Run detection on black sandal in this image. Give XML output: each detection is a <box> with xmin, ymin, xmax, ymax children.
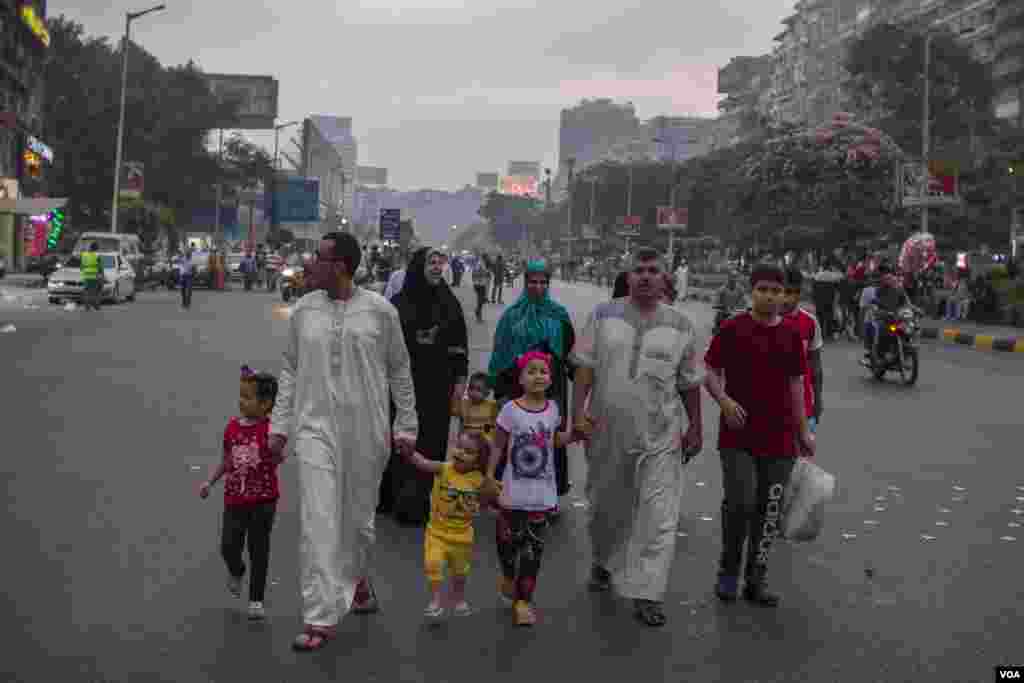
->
<box><xmin>633</xmin><ymin>600</ymin><xmax>667</xmax><ymax>627</ymax></box>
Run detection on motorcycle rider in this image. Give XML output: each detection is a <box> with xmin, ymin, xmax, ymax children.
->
<box><xmin>863</xmin><ymin>264</ymin><xmax>914</xmax><ymax>361</ymax></box>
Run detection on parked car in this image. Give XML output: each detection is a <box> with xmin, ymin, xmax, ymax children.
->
<box><xmin>47</xmin><ymin>252</ymin><xmax>136</xmax><ymax>305</ymax></box>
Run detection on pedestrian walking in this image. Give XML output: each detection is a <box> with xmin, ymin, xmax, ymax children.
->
<box><xmin>485</xmin><ymin>350</ymin><xmax>589</xmax><ymax>626</ymax></box>
<box><xmin>471</xmin><ymin>257</ymin><xmax>491</xmax><ymax>323</ymax></box>
<box><xmin>198</xmin><ymin>367</ymin><xmax>281</xmax><ymax>621</ymax></box>
<box><xmin>79</xmin><ymin>242</ymin><xmax>104</xmax><ymax>311</ymax></box>
<box><xmin>267</xmin><ymin>232</ymin><xmax>418</xmax><ymax>651</ymax></box>
<box><xmin>571</xmin><ymin>247</ymin><xmax>703</xmax><ymax>627</ymax></box>
<box><xmin>782</xmin><ymin>268</ymin><xmax>824</xmax><ymax>432</ymax></box>
<box><xmin>703</xmin><ymin>263</ymin><xmax>815</xmax><ymax>608</ymax></box>
<box><xmin>380</xmin><ymin>247</ymin><xmax>468</xmax><ymax>526</ymax></box>
<box><xmin>179</xmin><ymin>248</ymin><xmax>195</xmax><ymax>309</ymax></box>
<box><xmin>675</xmin><ymin>259</ymin><xmax>689</xmax><ymax>302</ymax></box>
<box><xmin>489</xmin><ymin>260</ymin><xmax>575</xmax><ymax>503</ymax></box>
<box><xmin>402</xmin><ymin>430</ymin><xmax>492</xmax><ymax>621</ymax></box>
<box><xmin>491</xmin><ymin>254</ymin><xmax>505</xmax><ymax>304</ymax></box>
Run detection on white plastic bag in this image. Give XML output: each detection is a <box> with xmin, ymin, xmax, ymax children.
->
<box><xmin>782</xmin><ymin>458</ymin><xmax>836</xmax><ymax>542</ymax></box>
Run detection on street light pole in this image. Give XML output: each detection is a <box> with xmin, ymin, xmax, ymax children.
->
<box><xmin>110</xmin><ymin>4</ymin><xmax>166</xmax><ymax>234</ymax></box>
<box><xmin>921</xmin><ymin>32</ymin><xmax>932</xmax><ymax>238</ymax></box>
<box><xmin>565</xmin><ymin>157</ymin><xmax>575</xmax><ymax>266</ymax></box>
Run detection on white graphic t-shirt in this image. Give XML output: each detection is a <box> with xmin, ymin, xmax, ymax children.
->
<box><xmin>496</xmin><ymin>399</ymin><xmax>560</xmax><ymax>512</ymax></box>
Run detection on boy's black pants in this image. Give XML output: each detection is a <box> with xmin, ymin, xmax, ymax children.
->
<box><xmin>221</xmin><ymin>501</ymin><xmax>277</xmax><ymax>602</ymax></box>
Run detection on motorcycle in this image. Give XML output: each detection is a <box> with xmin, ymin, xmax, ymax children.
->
<box><xmin>862</xmin><ymin>306</ymin><xmax>920</xmax><ymax>385</ymax></box>
<box><xmin>279</xmin><ymin>267</ymin><xmax>307</xmax><ymax>303</ymax></box>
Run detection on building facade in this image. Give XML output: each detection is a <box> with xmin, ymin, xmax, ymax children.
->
<box><xmin>0</xmin><ymin>0</ymin><xmax>51</xmax><ymax>271</ymax></box>
<box><xmin>303</xmin><ymin>115</ymin><xmax>358</xmax><ymax>235</ymax></box>
<box><xmin>993</xmin><ymin>0</ymin><xmax>1024</xmax><ymax>125</ymax></box>
<box><xmin>556</xmin><ymin>98</ymin><xmax>640</xmax><ymax>196</ymax></box>
<box><xmin>713</xmin><ymin>54</ymin><xmax>774</xmax><ymax>150</ymax></box>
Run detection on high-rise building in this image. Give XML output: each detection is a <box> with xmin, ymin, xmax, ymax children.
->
<box><xmin>713</xmin><ymin>55</ymin><xmax>774</xmax><ymax>150</ymax></box>
<box><xmin>556</xmin><ymin>98</ymin><xmax>640</xmax><ymax>196</ymax></box>
<box><xmin>304</xmin><ymin>115</ymin><xmax>358</xmax><ymax>230</ymax></box>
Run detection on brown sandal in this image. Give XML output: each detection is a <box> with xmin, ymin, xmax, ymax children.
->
<box><xmin>292</xmin><ymin>624</ymin><xmax>336</xmax><ymax>652</ymax></box>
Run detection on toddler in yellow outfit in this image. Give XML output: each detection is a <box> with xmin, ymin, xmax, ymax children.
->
<box><xmin>403</xmin><ymin>429</ymin><xmax>493</xmax><ymax>620</ymax></box>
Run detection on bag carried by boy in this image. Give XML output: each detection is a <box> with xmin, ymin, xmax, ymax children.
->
<box><xmin>781</xmin><ymin>457</ymin><xmax>836</xmax><ymax>542</ymax></box>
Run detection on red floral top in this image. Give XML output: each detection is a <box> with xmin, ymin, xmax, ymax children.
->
<box><xmin>222</xmin><ymin>417</ymin><xmax>279</xmax><ymax>506</ymax></box>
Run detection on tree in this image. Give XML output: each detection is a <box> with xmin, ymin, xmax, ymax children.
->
<box><xmin>478</xmin><ymin>191</ymin><xmax>542</xmax><ymax>251</ymax></box>
<box><xmin>845</xmin><ymin>22</ymin><xmax>997</xmax><ymax>159</ymax></box>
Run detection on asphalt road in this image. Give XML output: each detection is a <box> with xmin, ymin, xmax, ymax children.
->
<box><xmin>2</xmin><ymin>278</ymin><xmax>1022</xmax><ymax>683</ymax></box>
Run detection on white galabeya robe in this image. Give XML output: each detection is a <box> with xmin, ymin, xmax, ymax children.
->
<box><xmin>270</xmin><ymin>288</ymin><xmax>417</xmax><ymax>627</ymax></box>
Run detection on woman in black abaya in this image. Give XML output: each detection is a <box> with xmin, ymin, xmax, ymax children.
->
<box><xmin>379</xmin><ymin>247</ymin><xmax>469</xmax><ymax>526</ymax></box>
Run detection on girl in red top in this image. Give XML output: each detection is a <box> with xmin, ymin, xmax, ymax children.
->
<box><xmin>199</xmin><ymin>366</ymin><xmax>281</xmax><ymax>620</ymax></box>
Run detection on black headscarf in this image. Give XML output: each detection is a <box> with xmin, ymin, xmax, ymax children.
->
<box><xmin>391</xmin><ymin>247</ymin><xmax>467</xmax><ymax>361</ymax></box>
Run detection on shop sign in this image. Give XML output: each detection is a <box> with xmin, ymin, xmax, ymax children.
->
<box><xmin>19</xmin><ymin>5</ymin><xmax>51</xmax><ymax>48</ymax></box>
<box><xmin>27</xmin><ymin>136</ymin><xmax>53</xmax><ymax>163</ymax></box>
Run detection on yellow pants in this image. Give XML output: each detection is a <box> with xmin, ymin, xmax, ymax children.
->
<box><xmin>424</xmin><ymin>531</ymin><xmax>473</xmax><ymax>582</ymax></box>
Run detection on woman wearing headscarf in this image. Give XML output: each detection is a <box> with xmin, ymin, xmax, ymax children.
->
<box><xmin>488</xmin><ymin>259</ymin><xmax>576</xmax><ymax>499</ymax></box>
<box><xmin>380</xmin><ymin>247</ymin><xmax>469</xmax><ymax>525</ymax></box>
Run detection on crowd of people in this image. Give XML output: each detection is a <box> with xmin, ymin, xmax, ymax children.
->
<box><xmin>195</xmin><ymin>233</ymin><xmax>835</xmax><ymax>651</ymax></box>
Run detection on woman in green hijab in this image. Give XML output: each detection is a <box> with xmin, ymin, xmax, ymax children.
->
<box><xmin>488</xmin><ymin>259</ymin><xmax>576</xmax><ymax>499</ymax></box>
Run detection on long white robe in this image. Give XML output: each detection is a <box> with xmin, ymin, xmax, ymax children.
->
<box><xmin>270</xmin><ymin>288</ymin><xmax>417</xmax><ymax>627</ymax></box>
<box><xmin>573</xmin><ymin>300</ymin><xmax>703</xmax><ymax>601</ymax></box>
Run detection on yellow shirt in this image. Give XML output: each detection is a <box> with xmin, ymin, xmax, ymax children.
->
<box><xmin>452</xmin><ymin>397</ymin><xmax>498</xmax><ymax>442</ymax></box>
<box><xmin>427</xmin><ymin>463</ymin><xmax>484</xmax><ymax>544</ymax></box>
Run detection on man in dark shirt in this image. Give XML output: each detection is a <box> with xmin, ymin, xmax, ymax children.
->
<box><xmin>864</xmin><ymin>265</ymin><xmax>913</xmax><ymax>358</ymax></box>
<box><xmin>704</xmin><ymin>263</ymin><xmax>815</xmax><ymax>607</ymax></box>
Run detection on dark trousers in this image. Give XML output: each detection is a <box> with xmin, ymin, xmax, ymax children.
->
<box><xmin>491</xmin><ymin>277</ymin><xmax>503</xmax><ymax>303</ymax></box>
<box><xmin>83</xmin><ymin>279</ymin><xmax>102</xmax><ymax>310</ymax></box>
<box><xmin>495</xmin><ymin>508</ymin><xmax>549</xmax><ymax>602</ymax></box>
<box><xmin>180</xmin><ymin>274</ymin><xmax>193</xmax><ymax>308</ymax></box>
<box><xmin>718</xmin><ymin>449</ymin><xmax>795</xmax><ymax>582</ymax></box>
<box><xmin>474</xmin><ymin>285</ymin><xmax>487</xmax><ymax>319</ymax></box>
<box><xmin>221</xmin><ymin>501</ymin><xmax>277</xmax><ymax>602</ymax></box>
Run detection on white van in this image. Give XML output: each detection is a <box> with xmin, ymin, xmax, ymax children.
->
<box><xmin>73</xmin><ymin>232</ymin><xmax>143</xmax><ymax>265</ymax></box>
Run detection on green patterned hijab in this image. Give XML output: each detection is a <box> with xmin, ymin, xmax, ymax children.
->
<box><xmin>488</xmin><ymin>260</ymin><xmax>571</xmax><ymax>383</ymax></box>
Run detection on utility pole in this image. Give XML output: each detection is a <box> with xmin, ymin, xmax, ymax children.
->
<box><xmin>921</xmin><ymin>32</ymin><xmax>932</xmax><ymax>238</ymax></box>
<box><xmin>565</xmin><ymin>157</ymin><xmax>575</xmax><ymax>266</ymax></box>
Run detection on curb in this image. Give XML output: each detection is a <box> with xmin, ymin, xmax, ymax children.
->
<box><xmin>919</xmin><ymin>326</ymin><xmax>1024</xmax><ymax>353</ymax></box>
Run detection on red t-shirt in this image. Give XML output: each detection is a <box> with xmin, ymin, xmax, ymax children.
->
<box><xmin>785</xmin><ymin>307</ymin><xmax>820</xmax><ymax>420</ymax></box>
<box><xmin>222</xmin><ymin>417</ymin><xmax>279</xmax><ymax>506</ymax></box>
<box><xmin>705</xmin><ymin>313</ymin><xmax>806</xmax><ymax>457</ymax></box>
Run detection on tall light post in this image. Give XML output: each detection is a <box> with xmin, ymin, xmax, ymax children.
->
<box><xmin>273</xmin><ymin>120</ymin><xmax>301</xmax><ymax>171</ymax></box>
<box><xmin>564</xmin><ymin>157</ymin><xmax>576</xmax><ymax>266</ymax></box>
<box><xmin>110</xmin><ymin>4</ymin><xmax>166</xmax><ymax>234</ymax></box>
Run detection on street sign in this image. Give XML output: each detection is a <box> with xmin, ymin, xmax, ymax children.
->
<box><xmin>657</xmin><ymin>206</ymin><xmax>688</xmax><ymax>230</ymax></box>
<box><xmin>898</xmin><ymin>161</ymin><xmax>960</xmax><ymax>208</ymax></box>
<box><xmin>271</xmin><ymin>177</ymin><xmax>320</xmax><ymax>223</ymax></box>
<box><xmin>380</xmin><ymin>208</ymin><xmax>401</xmax><ymax>242</ymax></box>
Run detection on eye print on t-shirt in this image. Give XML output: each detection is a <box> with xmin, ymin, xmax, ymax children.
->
<box><xmin>509</xmin><ymin>421</ymin><xmax>553</xmax><ymax>480</ymax></box>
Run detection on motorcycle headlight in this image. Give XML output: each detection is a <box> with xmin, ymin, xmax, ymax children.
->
<box><xmin>282</xmin><ymin>268</ymin><xmax>295</xmax><ymax>278</ymax></box>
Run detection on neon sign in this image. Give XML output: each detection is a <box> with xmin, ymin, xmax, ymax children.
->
<box><xmin>19</xmin><ymin>5</ymin><xmax>50</xmax><ymax>48</ymax></box>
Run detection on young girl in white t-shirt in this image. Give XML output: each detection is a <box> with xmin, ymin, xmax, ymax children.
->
<box><xmin>484</xmin><ymin>350</ymin><xmax>591</xmax><ymax>626</ymax></box>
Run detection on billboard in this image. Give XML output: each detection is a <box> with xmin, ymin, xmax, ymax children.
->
<box><xmin>657</xmin><ymin>206</ymin><xmax>688</xmax><ymax>229</ymax></box>
<box><xmin>269</xmin><ymin>176</ymin><xmax>320</xmax><ymax>223</ymax></box>
<box><xmin>508</xmin><ymin>161</ymin><xmax>540</xmax><ymax>177</ymax></box>
<box><xmin>357</xmin><ymin>166</ymin><xmax>388</xmax><ymax>186</ymax></box>
<box><xmin>500</xmin><ymin>175</ymin><xmax>539</xmax><ymax>197</ymax></box>
<box><xmin>380</xmin><ymin>208</ymin><xmax>401</xmax><ymax>242</ymax></box>
<box><xmin>898</xmin><ymin>161</ymin><xmax>960</xmax><ymax>208</ymax></box>
<box><xmin>205</xmin><ymin>73</ymin><xmax>279</xmax><ymax>130</ymax></box>
<box><xmin>476</xmin><ymin>172</ymin><xmax>499</xmax><ymax>190</ymax></box>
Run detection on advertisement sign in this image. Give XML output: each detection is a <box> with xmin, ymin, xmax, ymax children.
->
<box><xmin>500</xmin><ymin>175</ymin><xmax>539</xmax><ymax>197</ymax></box>
<box><xmin>19</xmin><ymin>4</ymin><xmax>50</xmax><ymax>47</ymax></box>
<box><xmin>24</xmin><ymin>216</ymin><xmax>47</xmax><ymax>257</ymax></box>
<box><xmin>380</xmin><ymin>208</ymin><xmax>401</xmax><ymax>242</ymax></box>
<box><xmin>27</xmin><ymin>136</ymin><xmax>53</xmax><ymax>163</ymax></box>
<box><xmin>507</xmin><ymin>161</ymin><xmax>540</xmax><ymax>177</ymax></box>
<box><xmin>657</xmin><ymin>206</ymin><xmax>688</xmax><ymax>229</ymax></box>
<box><xmin>476</xmin><ymin>172</ymin><xmax>499</xmax><ymax>190</ymax></box>
<box><xmin>270</xmin><ymin>176</ymin><xmax>320</xmax><ymax>223</ymax></box>
<box><xmin>120</xmin><ymin>162</ymin><xmax>144</xmax><ymax>200</ymax></box>
<box><xmin>898</xmin><ymin>161</ymin><xmax>960</xmax><ymax>208</ymax></box>
<box><xmin>619</xmin><ymin>215</ymin><xmax>642</xmax><ymax>226</ymax></box>
<box><xmin>357</xmin><ymin>166</ymin><xmax>388</xmax><ymax>186</ymax></box>
<box><xmin>204</xmin><ymin>74</ymin><xmax>279</xmax><ymax>130</ymax></box>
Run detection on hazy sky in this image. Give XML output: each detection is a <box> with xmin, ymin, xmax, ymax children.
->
<box><xmin>53</xmin><ymin>1</ymin><xmax>796</xmax><ymax>191</ymax></box>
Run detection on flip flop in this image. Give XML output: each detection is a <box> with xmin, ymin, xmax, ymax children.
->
<box><xmin>633</xmin><ymin>600</ymin><xmax>667</xmax><ymax>627</ymax></box>
<box><xmin>292</xmin><ymin>625</ymin><xmax>336</xmax><ymax>652</ymax></box>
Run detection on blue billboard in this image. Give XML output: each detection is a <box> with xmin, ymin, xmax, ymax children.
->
<box><xmin>268</xmin><ymin>177</ymin><xmax>320</xmax><ymax>223</ymax></box>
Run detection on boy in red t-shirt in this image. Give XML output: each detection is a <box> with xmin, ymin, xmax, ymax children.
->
<box><xmin>199</xmin><ymin>367</ymin><xmax>281</xmax><ymax>620</ymax></box>
<box><xmin>704</xmin><ymin>264</ymin><xmax>816</xmax><ymax>607</ymax></box>
<box><xmin>782</xmin><ymin>268</ymin><xmax>824</xmax><ymax>433</ymax></box>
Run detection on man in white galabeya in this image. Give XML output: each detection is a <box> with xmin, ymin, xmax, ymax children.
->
<box><xmin>268</xmin><ymin>231</ymin><xmax>418</xmax><ymax>651</ymax></box>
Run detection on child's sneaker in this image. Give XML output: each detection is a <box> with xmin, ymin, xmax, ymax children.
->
<box><xmin>247</xmin><ymin>601</ymin><xmax>266</xmax><ymax>620</ymax></box>
<box><xmin>423</xmin><ymin>601</ymin><xmax>446</xmax><ymax>622</ymax></box>
<box><xmin>513</xmin><ymin>600</ymin><xmax>536</xmax><ymax>626</ymax></box>
<box><xmin>227</xmin><ymin>573</ymin><xmax>243</xmax><ymax>598</ymax></box>
<box><xmin>451</xmin><ymin>601</ymin><xmax>474</xmax><ymax>617</ymax></box>
<box><xmin>497</xmin><ymin>576</ymin><xmax>516</xmax><ymax>607</ymax></box>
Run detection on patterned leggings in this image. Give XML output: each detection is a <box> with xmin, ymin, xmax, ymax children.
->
<box><xmin>495</xmin><ymin>508</ymin><xmax>549</xmax><ymax>602</ymax></box>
